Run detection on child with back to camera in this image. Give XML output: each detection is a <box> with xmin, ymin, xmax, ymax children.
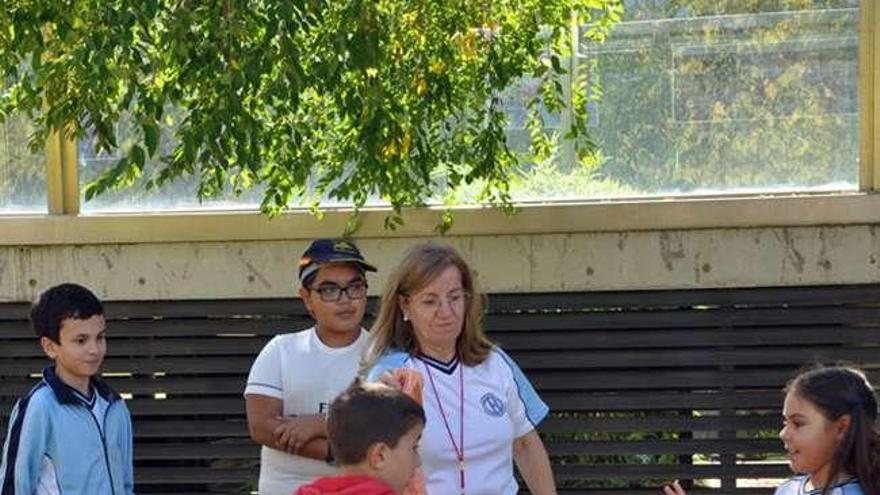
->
<box><xmin>665</xmin><ymin>366</ymin><xmax>880</xmax><ymax>495</ymax></box>
<box><xmin>294</xmin><ymin>381</ymin><xmax>426</xmax><ymax>495</ymax></box>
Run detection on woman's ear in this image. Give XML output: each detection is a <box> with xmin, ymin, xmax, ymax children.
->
<box><xmin>834</xmin><ymin>414</ymin><xmax>852</xmax><ymax>440</ymax></box>
<box><xmin>398</xmin><ymin>297</ymin><xmax>410</xmax><ymax>322</ymax></box>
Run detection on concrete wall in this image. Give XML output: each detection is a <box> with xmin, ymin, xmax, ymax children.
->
<box><xmin>2</xmin><ymin>223</ymin><xmax>878</xmax><ymax>302</ymax></box>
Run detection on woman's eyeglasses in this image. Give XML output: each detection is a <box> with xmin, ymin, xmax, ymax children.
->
<box><xmin>410</xmin><ymin>291</ymin><xmax>470</xmax><ymax>313</ymax></box>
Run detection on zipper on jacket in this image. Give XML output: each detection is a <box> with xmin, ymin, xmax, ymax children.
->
<box><xmin>86</xmin><ymin>401</ymin><xmax>117</xmax><ymax>495</ymax></box>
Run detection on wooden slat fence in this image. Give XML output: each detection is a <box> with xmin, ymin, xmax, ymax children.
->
<box><xmin>1</xmin><ymin>284</ymin><xmax>879</xmax><ymax>494</ymax></box>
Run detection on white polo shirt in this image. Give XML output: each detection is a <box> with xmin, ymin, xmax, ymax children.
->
<box><xmin>245</xmin><ymin>327</ymin><xmax>369</xmax><ymax>495</ymax></box>
<box><xmin>368</xmin><ymin>347</ymin><xmax>549</xmax><ymax>495</ymax></box>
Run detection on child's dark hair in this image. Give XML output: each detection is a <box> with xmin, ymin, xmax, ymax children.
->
<box><xmin>327</xmin><ymin>380</ymin><xmax>425</xmax><ymax>465</ymax></box>
<box><xmin>786</xmin><ymin>366</ymin><xmax>880</xmax><ymax>495</ymax></box>
<box><xmin>30</xmin><ymin>283</ymin><xmax>103</xmax><ymax>343</ymax></box>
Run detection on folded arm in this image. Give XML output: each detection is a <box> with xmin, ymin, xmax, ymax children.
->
<box><xmin>245</xmin><ymin>394</ymin><xmax>329</xmax><ymax>461</ymax></box>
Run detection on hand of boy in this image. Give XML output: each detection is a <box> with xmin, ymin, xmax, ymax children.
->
<box><xmin>273</xmin><ymin>415</ymin><xmax>326</xmax><ymax>454</ymax></box>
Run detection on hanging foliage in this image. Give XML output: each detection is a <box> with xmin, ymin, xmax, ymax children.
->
<box><xmin>0</xmin><ymin>0</ymin><xmax>622</xmax><ymax>228</ymax></box>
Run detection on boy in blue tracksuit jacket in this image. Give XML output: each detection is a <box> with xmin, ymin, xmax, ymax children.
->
<box><xmin>0</xmin><ymin>283</ymin><xmax>134</xmax><ymax>495</ymax></box>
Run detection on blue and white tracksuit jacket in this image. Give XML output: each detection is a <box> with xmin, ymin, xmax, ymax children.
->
<box><xmin>0</xmin><ymin>366</ymin><xmax>134</xmax><ymax>495</ymax></box>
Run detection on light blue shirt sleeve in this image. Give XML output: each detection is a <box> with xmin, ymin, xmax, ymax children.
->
<box><xmin>366</xmin><ymin>349</ymin><xmax>411</xmax><ymax>382</ymax></box>
<box><xmin>494</xmin><ymin>347</ymin><xmax>550</xmax><ymax>427</ymax></box>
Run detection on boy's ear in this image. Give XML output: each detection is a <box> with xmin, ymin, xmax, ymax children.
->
<box><xmin>40</xmin><ymin>336</ymin><xmax>58</xmax><ymax>360</ymax></box>
<box><xmin>366</xmin><ymin>442</ymin><xmax>391</xmax><ymax>471</ymax></box>
<box><xmin>298</xmin><ymin>287</ymin><xmax>315</xmax><ymax>315</ymax></box>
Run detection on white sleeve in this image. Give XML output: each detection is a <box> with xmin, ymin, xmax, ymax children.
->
<box><xmin>244</xmin><ymin>336</ymin><xmax>284</xmax><ymax>399</ymax></box>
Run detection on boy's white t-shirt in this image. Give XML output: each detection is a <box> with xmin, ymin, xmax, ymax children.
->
<box><xmin>244</xmin><ymin>327</ymin><xmax>369</xmax><ymax>495</ymax></box>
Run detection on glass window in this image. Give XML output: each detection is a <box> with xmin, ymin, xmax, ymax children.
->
<box><xmin>0</xmin><ymin>113</ymin><xmax>46</xmax><ymax>213</ymax></box>
<box><xmin>78</xmin><ymin>111</ymin><xmax>264</xmax><ymax>213</ymax></box>
<box><xmin>78</xmin><ymin>1</ymin><xmax>861</xmax><ymax>211</ymax></box>
<box><xmin>572</xmin><ymin>0</ymin><xmax>859</xmax><ymax>198</ymax></box>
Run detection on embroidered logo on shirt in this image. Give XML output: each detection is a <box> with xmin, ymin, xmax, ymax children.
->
<box><xmin>480</xmin><ymin>392</ymin><xmax>505</xmax><ymax>417</ymax></box>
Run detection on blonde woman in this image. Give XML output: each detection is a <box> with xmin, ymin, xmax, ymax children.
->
<box><xmin>363</xmin><ymin>242</ymin><xmax>556</xmax><ymax>495</ymax></box>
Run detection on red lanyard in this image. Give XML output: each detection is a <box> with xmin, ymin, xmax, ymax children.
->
<box><xmin>422</xmin><ymin>358</ymin><xmax>465</xmax><ymax>495</ymax></box>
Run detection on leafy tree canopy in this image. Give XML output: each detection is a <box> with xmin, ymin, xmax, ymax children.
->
<box><xmin>0</xmin><ymin>0</ymin><xmax>622</xmax><ymax>228</ymax></box>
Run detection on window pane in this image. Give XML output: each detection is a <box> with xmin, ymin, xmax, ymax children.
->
<box><xmin>80</xmin><ymin>1</ymin><xmax>861</xmax><ymax>211</ymax></box>
<box><xmin>576</xmin><ymin>0</ymin><xmax>859</xmax><ymax>198</ymax></box>
<box><xmin>79</xmin><ymin>112</ymin><xmax>264</xmax><ymax>213</ymax></box>
<box><xmin>0</xmin><ymin>113</ymin><xmax>46</xmax><ymax>213</ymax></box>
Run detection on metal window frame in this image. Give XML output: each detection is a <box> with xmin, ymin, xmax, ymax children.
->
<box><xmin>45</xmin><ymin>126</ymin><xmax>79</xmax><ymax>215</ymax></box>
<box><xmin>861</xmin><ymin>0</ymin><xmax>880</xmax><ymax>190</ymax></box>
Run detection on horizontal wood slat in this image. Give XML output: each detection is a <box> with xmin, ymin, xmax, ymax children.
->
<box><xmin>544</xmin><ymin>391</ymin><xmax>783</xmax><ymax>411</ymax></box>
<box><xmin>0</xmin><ymin>397</ymin><xmax>247</xmax><ymax>416</ymax></box>
<box><xmin>0</xmin><ymin>376</ymin><xmax>247</xmax><ymax>398</ymax></box>
<box><xmin>487</xmin><ymin>285</ymin><xmax>880</xmax><ymax>311</ymax></box>
<box><xmin>134</xmin><ymin>420</ymin><xmax>249</xmax><ymax>438</ymax></box>
<box><xmin>0</xmin><ymin>337</ymin><xmax>270</xmax><ymax>357</ymax></box>
<box><xmin>127</xmin><ymin>398</ymin><xmax>246</xmax><ymax>416</ymax></box>
<box><xmin>510</xmin><ymin>346</ymin><xmax>880</xmax><ymax>369</ymax></box>
<box><xmin>0</xmin><ymin>356</ymin><xmax>256</xmax><ymax>375</ymax></box>
<box><xmin>0</xmin><ymin>303</ymin><xmax>28</xmax><ymax>320</ymax></box>
<box><xmin>136</xmin><ymin>442</ymin><xmax>259</xmax><ymax>460</ymax></box>
<box><xmin>553</xmin><ymin>463</ymin><xmax>790</xmax><ymax>480</ymax></box>
<box><xmin>539</xmin><ymin>414</ymin><xmax>781</xmax><ymax>434</ymax></box>
<box><xmin>2</xmin><ymin>284</ymin><xmax>878</xmax><ymax>494</ymax></box>
<box><xmin>135</xmin><ymin>467</ymin><xmax>257</xmax><ymax>484</ymax></box>
<box><xmin>492</xmin><ymin>326</ymin><xmax>880</xmax><ymax>350</ymax></box>
<box><xmin>547</xmin><ymin>438</ymin><xmax>782</xmax><ymax>456</ymax></box>
<box><xmin>487</xmin><ymin>307</ymin><xmax>880</xmax><ymax>331</ymax></box>
<box><xmin>0</xmin><ymin>318</ymin><xmax>311</xmax><ymax>339</ymax></box>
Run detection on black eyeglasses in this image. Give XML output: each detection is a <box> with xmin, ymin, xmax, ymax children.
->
<box><xmin>310</xmin><ymin>280</ymin><xmax>368</xmax><ymax>302</ymax></box>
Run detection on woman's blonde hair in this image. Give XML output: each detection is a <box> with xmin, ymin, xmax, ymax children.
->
<box><xmin>362</xmin><ymin>241</ymin><xmax>493</xmax><ymax>373</ymax></box>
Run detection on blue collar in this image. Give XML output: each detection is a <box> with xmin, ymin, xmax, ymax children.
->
<box><xmin>417</xmin><ymin>352</ymin><xmax>460</xmax><ymax>375</ymax></box>
<box><xmin>42</xmin><ymin>366</ymin><xmax>120</xmax><ymax>405</ymax></box>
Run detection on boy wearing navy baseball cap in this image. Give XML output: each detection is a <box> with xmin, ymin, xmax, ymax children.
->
<box><xmin>245</xmin><ymin>239</ymin><xmax>376</xmax><ymax>495</ymax></box>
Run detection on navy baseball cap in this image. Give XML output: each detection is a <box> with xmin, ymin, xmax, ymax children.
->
<box><xmin>298</xmin><ymin>239</ymin><xmax>377</xmax><ymax>283</ymax></box>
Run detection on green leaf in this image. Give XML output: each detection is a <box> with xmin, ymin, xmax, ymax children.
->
<box><xmin>550</xmin><ymin>55</ymin><xmax>567</xmax><ymax>74</ymax></box>
<box><xmin>131</xmin><ymin>145</ymin><xmax>146</xmax><ymax>170</ymax></box>
<box><xmin>143</xmin><ymin>120</ymin><xmax>160</xmax><ymax>157</ymax></box>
